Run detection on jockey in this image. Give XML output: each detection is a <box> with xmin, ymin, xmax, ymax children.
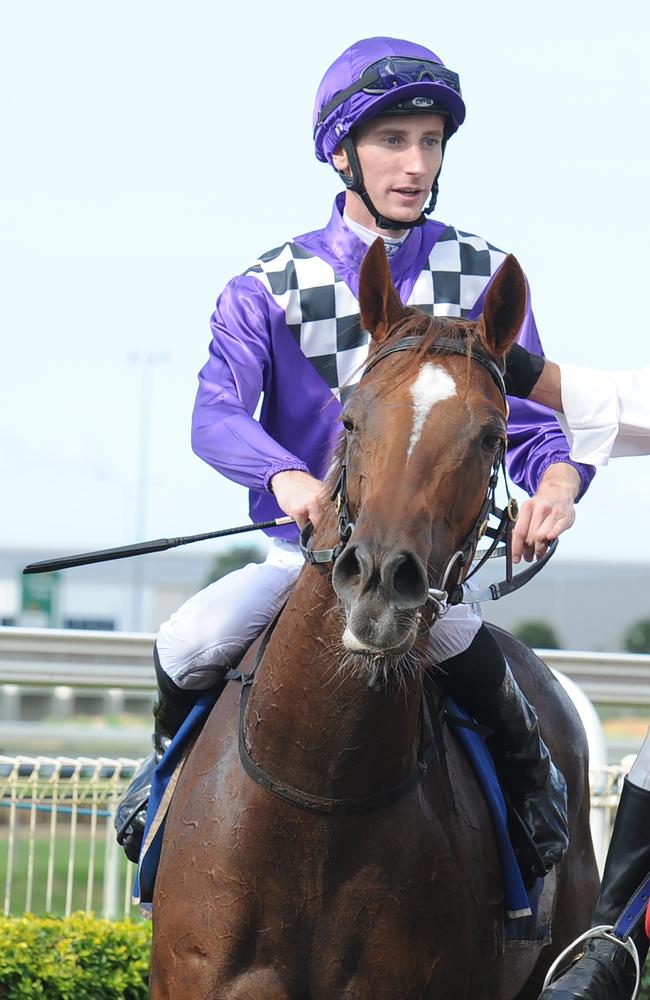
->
<box><xmin>506</xmin><ymin>350</ymin><xmax>650</xmax><ymax>1000</ymax></box>
<box><xmin>116</xmin><ymin>36</ymin><xmax>595</xmax><ymax>883</ymax></box>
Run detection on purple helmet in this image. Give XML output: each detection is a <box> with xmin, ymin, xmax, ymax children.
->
<box><xmin>313</xmin><ymin>36</ymin><xmax>466</xmax><ymax>165</ymax></box>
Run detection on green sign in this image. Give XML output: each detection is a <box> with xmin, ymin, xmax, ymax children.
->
<box><xmin>21</xmin><ymin>572</ymin><xmax>59</xmax><ymax>623</ymax></box>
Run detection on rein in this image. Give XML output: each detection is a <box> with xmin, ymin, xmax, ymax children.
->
<box><xmin>300</xmin><ymin>332</ymin><xmax>557</xmax><ymax>614</ymax></box>
<box><xmin>228</xmin><ymin>615</ymin><xmax>444</xmax><ymax>815</ymax></box>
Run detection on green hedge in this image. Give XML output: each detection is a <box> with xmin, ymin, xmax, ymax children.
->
<box><xmin>0</xmin><ymin>914</ymin><xmax>151</xmax><ymax>999</ymax></box>
<box><xmin>0</xmin><ymin>913</ymin><xmax>648</xmax><ymax>998</ymax></box>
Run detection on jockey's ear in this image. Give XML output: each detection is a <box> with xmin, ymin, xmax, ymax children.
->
<box><xmin>359</xmin><ymin>238</ymin><xmax>407</xmax><ymax>344</ymax></box>
<box><xmin>331</xmin><ymin>144</ymin><xmax>350</xmax><ymax>175</ymax></box>
<box><xmin>477</xmin><ymin>255</ymin><xmax>527</xmax><ymax>359</ymax></box>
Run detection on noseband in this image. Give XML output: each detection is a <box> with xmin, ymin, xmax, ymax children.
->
<box><xmin>300</xmin><ymin>332</ymin><xmax>557</xmax><ymax>614</ymax></box>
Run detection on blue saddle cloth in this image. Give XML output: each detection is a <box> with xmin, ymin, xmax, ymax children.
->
<box><xmin>135</xmin><ymin>687</ymin><xmax>220</xmax><ymax>906</ymax></box>
<box><xmin>134</xmin><ymin>689</ymin><xmax>539</xmax><ymax>933</ymax></box>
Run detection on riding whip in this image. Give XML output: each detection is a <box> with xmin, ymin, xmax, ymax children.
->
<box><xmin>22</xmin><ymin>517</ymin><xmax>294</xmax><ymax>575</ymax></box>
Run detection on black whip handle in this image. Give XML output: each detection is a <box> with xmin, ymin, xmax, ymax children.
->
<box><xmin>22</xmin><ymin>517</ymin><xmax>293</xmax><ymax>574</ymax></box>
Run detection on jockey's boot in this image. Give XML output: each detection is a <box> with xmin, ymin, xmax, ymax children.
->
<box><xmin>539</xmin><ymin>778</ymin><xmax>650</xmax><ymax>1000</ymax></box>
<box><xmin>115</xmin><ymin>644</ymin><xmax>204</xmax><ymax>863</ymax></box>
<box><xmin>443</xmin><ymin>624</ymin><xmax>569</xmax><ymax>880</ymax></box>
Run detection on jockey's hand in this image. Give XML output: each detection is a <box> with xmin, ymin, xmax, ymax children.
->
<box><xmin>512</xmin><ymin>463</ymin><xmax>580</xmax><ymax>563</ymax></box>
<box><xmin>270</xmin><ymin>469</ymin><xmax>328</xmax><ymax>529</ymax></box>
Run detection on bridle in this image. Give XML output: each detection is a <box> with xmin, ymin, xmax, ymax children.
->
<box><xmin>300</xmin><ymin>331</ymin><xmax>557</xmax><ymax>616</ymax></box>
<box><xmin>235</xmin><ymin>331</ymin><xmax>557</xmax><ymax>815</ymax></box>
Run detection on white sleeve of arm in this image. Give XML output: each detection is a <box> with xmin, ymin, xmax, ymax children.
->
<box><xmin>557</xmin><ymin>364</ymin><xmax>650</xmax><ymax>465</ymax></box>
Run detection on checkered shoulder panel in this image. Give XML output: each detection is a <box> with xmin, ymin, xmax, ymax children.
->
<box><xmin>244</xmin><ymin>229</ymin><xmax>507</xmax><ymax>402</ymax></box>
<box><xmin>408</xmin><ymin>226</ymin><xmax>507</xmax><ymax>319</ymax></box>
<box><xmin>245</xmin><ymin>242</ymin><xmax>369</xmax><ymax>404</ymax></box>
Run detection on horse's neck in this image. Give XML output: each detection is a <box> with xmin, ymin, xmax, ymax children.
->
<box><xmin>245</xmin><ymin>559</ymin><xmax>425</xmax><ymax>801</ymax></box>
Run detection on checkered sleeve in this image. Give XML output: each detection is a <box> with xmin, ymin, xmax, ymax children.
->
<box><xmin>191</xmin><ymin>275</ymin><xmax>309</xmax><ymax>492</ymax></box>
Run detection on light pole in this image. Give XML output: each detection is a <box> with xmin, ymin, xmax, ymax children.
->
<box><xmin>129</xmin><ymin>352</ymin><xmax>170</xmax><ymax>631</ymax></box>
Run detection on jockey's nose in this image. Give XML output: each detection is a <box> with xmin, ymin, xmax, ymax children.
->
<box><xmin>403</xmin><ymin>142</ymin><xmax>427</xmax><ymax>177</ymax></box>
<box><xmin>332</xmin><ymin>541</ymin><xmax>429</xmax><ymax>609</ymax></box>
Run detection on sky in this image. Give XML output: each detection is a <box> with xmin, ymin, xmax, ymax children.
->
<box><xmin>3</xmin><ymin>0</ymin><xmax>650</xmax><ymax>566</ymax></box>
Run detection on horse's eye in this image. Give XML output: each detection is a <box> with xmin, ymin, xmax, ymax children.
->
<box><xmin>342</xmin><ymin>415</ymin><xmax>355</xmax><ymax>433</ymax></box>
<box><xmin>482</xmin><ymin>433</ymin><xmax>502</xmax><ymax>453</ymax></box>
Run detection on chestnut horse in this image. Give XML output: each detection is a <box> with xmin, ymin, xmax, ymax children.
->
<box><xmin>150</xmin><ymin>243</ymin><xmax>598</xmax><ymax>999</ymax></box>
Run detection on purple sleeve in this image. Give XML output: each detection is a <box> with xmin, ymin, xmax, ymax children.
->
<box><xmin>506</xmin><ymin>293</ymin><xmax>595</xmax><ymax>500</ymax></box>
<box><xmin>191</xmin><ymin>275</ymin><xmax>309</xmax><ymax>491</ymax></box>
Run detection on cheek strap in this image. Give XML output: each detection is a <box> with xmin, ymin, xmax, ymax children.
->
<box><xmin>337</xmin><ymin>135</ymin><xmax>443</xmax><ymax>231</ymax></box>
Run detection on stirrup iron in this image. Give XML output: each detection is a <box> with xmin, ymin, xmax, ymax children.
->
<box><xmin>542</xmin><ymin>925</ymin><xmax>642</xmax><ymax>1000</ymax></box>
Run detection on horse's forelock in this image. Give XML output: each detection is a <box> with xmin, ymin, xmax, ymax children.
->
<box><xmin>367</xmin><ymin>310</ymin><xmax>476</xmax><ymax>388</ymax></box>
<box><xmin>324</xmin><ymin>311</ymin><xmax>476</xmax><ymax>490</ymax></box>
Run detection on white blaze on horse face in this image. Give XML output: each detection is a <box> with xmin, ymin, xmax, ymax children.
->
<box><xmin>407</xmin><ymin>363</ymin><xmax>457</xmax><ymax>461</ymax></box>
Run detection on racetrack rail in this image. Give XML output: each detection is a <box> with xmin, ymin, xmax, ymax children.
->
<box><xmin>1</xmin><ymin>627</ymin><xmax>650</xmax><ymax>705</ymax></box>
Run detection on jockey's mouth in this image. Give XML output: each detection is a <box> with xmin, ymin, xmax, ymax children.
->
<box><xmin>392</xmin><ymin>187</ymin><xmax>425</xmax><ymax>199</ymax></box>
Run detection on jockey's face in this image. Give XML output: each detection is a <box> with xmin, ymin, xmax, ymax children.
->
<box><xmin>333</xmin><ymin>113</ymin><xmax>445</xmax><ymax>234</ymax></box>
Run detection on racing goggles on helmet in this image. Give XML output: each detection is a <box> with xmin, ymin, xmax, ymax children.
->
<box><xmin>316</xmin><ymin>57</ymin><xmax>461</xmax><ymax>127</ymax></box>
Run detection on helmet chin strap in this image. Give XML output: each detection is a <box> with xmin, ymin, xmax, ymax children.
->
<box><xmin>338</xmin><ymin>136</ymin><xmax>444</xmax><ymax>232</ymax></box>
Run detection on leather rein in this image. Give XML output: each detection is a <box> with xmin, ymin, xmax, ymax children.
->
<box><xmin>227</xmin><ymin>612</ymin><xmax>448</xmax><ymax>816</ymax></box>
<box><xmin>299</xmin><ymin>333</ymin><xmax>557</xmax><ymax>618</ymax></box>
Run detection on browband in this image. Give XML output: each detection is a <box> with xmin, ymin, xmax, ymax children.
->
<box><xmin>363</xmin><ymin>334</ymin><xmax>506</xmax><ymax>403</ymax></box>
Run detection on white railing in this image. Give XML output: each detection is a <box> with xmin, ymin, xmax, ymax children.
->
<box><xmin>0</xmin><ymin>627</ymin><xmax>155</xmax><ymax>690</ymax></box>
<box><xmin>0</xmin><ymin>753</ymin><xmax>630</xmax><ymax>919</ymax></box>
<box><xmin>2</xmin><ymin>626</ymin><xmax>648</xmax><ymax>755</ymax></box>
<box><xmin>0</xmin><ymin>755</ymin><xmax>139</xmax><ymax>919</ymax></box>
<box><xmin>589</xmin><ymin>762</ymin><xmax>629</xmax><ymax>871</ymax></box>
<box><xmin>3</xmin><ymin>626</ymin><xmax>650</xmax><ymax>703</ymax></box>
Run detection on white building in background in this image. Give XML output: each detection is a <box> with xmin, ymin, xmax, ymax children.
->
<box><xmin>0</xmin><ymin>545</ymin><xmax>226</xmax><ymax>633</ymax></box>
<box><xmin>0</xmin><ymin>546</ymin><xmax>649</xmax><ymax>652</ymax></box>
<box><xmin>478</xmin><ymin>559</ymin><xmax>650</xmax><ymax>653</ymax></box>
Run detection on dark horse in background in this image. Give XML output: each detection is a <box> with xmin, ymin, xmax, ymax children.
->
<box><xmin>149</xmin><ymin>243</ymin><xmax>599</xmax><ymax>999</ymax></box>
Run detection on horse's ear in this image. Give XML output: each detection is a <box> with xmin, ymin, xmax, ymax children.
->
<box><xmin>359</xmin><ymin>238</ymin><xmax>407</xmax><ymax>344</ymax></box>
<box><xmin>477</xmin><ymin>255</ymin><xmax>527</xmax><ymax>358</ymax></box>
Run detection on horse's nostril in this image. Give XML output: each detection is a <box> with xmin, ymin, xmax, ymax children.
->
<box><xmin>333</xmin><ymin>543</ymin><xmax>427</xmax><ymax>609</ymax></box>
<box><xmin>332</xmin><ymin>544</ymin><xmax>364</xmax><ymax>593</ymax></box>
<box><xmin>388</xmin><ymin>553</ymin><xmax>428</xmax><ymax>607</ymax></box>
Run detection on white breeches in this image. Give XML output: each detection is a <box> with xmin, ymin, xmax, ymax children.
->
<box><xmin>156</xmin><ymin>539</ymin><xmax>483</xmax><ymax>690</ymax></box>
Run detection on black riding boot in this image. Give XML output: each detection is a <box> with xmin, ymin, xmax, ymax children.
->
<box><xmin>115</xmin><ymin>645</ymin><xmax>204</xmax><ymax>863</ymax></box>
<box><xmin>444</xmin><ymin>625</ymin><xmax>569</xmax><ymax>880</ymax></box>
<box><xmin>539</xmin><ymin>778</ymin><xmax>650</xmax><ymax>999</ymax></box>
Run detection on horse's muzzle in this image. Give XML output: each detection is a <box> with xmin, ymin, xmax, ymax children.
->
<box><xmin>332</xmin><ymin>541</ymin><xmax>429</xmax><ymax>653</ymax></box>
